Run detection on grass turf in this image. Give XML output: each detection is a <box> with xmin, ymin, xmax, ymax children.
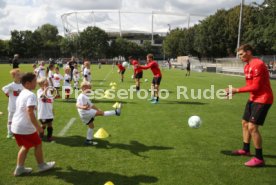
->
<box><xmin>0</xmin><ymin>64</ymin><xmax>276</xmax><ymax>185</ymax></box>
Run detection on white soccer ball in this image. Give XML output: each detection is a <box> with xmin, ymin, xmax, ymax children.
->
<box><xmin>144</xmin><ymin>79</ymin><xmax>148</xmax><ymax>82</ymax></box>
<box><xmin>131</xmin><ymin>75</ymin><xmax>134</xmax><ymax>79</ymax></box>
<box><xmin>188</xmin><ymin>116</ymin><xmax>202</xmax><ymax>128</ymax></box>
<box><xmin>122</xmin><ymin>61</ymin><xmax>129</xmax><ymax>68</ymax></box>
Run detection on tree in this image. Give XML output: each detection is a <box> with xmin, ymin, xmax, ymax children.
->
<box><xmin>36</xmin><ymin>24</ymin><xmax>61</xmax><ymax>58</ymax></box>
<box><xmin>79</xmin><ymin>26</ymin><xmax>109</xmax><ymax>59</ymax></box>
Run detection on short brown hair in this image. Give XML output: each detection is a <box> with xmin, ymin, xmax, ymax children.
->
<box><xmin>21</xmin><ymin>73</ymin><xmax>36</xmax><ymax>85</ymax></box>
<box><xmin>238</xmin><ymin>44</ymin><xmax>254</xmax><ymax>52</ymax></box>
<box><xmin>147</xmin><ymin>53</ymin><xmax>154</xmax><ymax>60</ymax></box>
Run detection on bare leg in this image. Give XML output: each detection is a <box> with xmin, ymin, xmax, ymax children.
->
<box><xmin>248</xmin><ymin>122</ymin><xmax>262</xmax><ymax>148</ymax></box>
<box><xmin>34</xmin><ymin>144</ymin><xmax>44</xmax><ymax>164</ymax></box>
<box><xmin>17</xmin><ymin>146</ymin><xmax>29</xmax><ymax>166</ymax></box>
<box><xmin>242</xmin><ymin>120</ymin><xmax>251</xmax><ymax>143</ymax></box>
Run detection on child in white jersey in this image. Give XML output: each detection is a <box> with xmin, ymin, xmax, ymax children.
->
<box><xmin>63</xmin><ymin>66</ymin><xmax>71</xmax><ymax>99</ymax></box>
<box><xmin>53</xmin><ymin>67</ymin><xmax>63</xmax><ymax>98</ymax></box>
<box><xmin>11</xmin><ymin>73</ymin><xmax>55</xmax><ymax>176</ymax></box>
<box><xmin>37</xmin><ymin>61</ymin><xmax>46</xmax><ymax>79</ymax></box>
<box><xmin>2</xmin><ymin>69</ymin><xmax>23</xmax><ymax>138</ymax></box>
<box><xmin>47</xmin><ymin>64</ymin><xmax>55</xmax><ymax>87</ymax></box>
<box><xmin>37</xmin><ymin>77</ymin><xmax>54</xmax><ymax>142</ymax></box>
<box><xmin>76</xmin><ymin>81</ymin><xmax>121</xmax><ymax>145</ymax></box>
<box><xmin>83</xmin><ymin>61</ymin><xmax>91</xmax><ymax>82</ymax></box>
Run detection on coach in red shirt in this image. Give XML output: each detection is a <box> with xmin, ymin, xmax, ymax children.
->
<box><xmin>139</xmin><ymin>54</ymin><xmax>162</xmax><ymax>104</ymax></box>
<box><xmin>226</xmin><ymin>44</ymin><xmax>273</xmax><ymax>167</ymax></box>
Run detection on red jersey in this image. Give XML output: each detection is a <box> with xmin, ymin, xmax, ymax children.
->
<box><xmin>238</xmin><ymin>58</ymin><xmax>273</xmax><ymax>104</ymax></box>
<box><xmin>131</xmin><ymin>60</ymin><xmax>143</xmax><ymax>74</ymax></box>
<box><xmin>117</xmin><ymin>64</ymin><xmax>125</xmax><ymax>71</ymax></box>
<box><xmin>139</xmin><ymin>60</ymin><xmax>162</xmax><ymax>77</ymax></box>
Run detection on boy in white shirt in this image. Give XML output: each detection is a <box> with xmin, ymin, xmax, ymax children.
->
<box><xmin>2</xmin><ymin>69</ymin><xmax>23</xmax><ymax>138</ymax></box>
<box><xmin>76</xmin><ymin>81</ymin><xmax>121</xmax><ymax>145</ymax></box>
<box><xmin>53</xmin><ymin>67</ymin><xmax>63</xmax><ymax>98</ymax></box>
<box><xmin>37</xmin><ymin>61</ymin><xmax>46</xmax><ymax>79</ymax></box>
<box><xmin>47</xmin><ymin>64</ymin><xmax>55</xmax><ymax>87</ymax></box>
<box><xmin>83</xmin><ymin>61</ymin><xmax>91</xmax><ymax>82</ymax></box>
<box><xmin>37</xmin><ymin>77</ymin><xmax>54</xmax><ymax>142</ymax></box>
<box><xmin>73</xmin><ymin>63</ymin><xmax>80</xmax><ymax>90</ymax></box>
<box><xmin>11</xmin><ymin>73</ymin><xmax>55</xmax><ymax>176</ymax></box>
<box><xmin>63</xmin><ymin>67</ymin><xmax>71</xmax><ymax>99</ymax></box>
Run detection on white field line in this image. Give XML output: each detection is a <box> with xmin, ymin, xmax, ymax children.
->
<box><xmin>58</xmin><ymin>118</ymin><xmax>76</xmax><ymax>136</ymax></box>
<box><xmin>100</xmin><ymin>68</ymin><xmax>114</xmax><ymax>84</ymax></box>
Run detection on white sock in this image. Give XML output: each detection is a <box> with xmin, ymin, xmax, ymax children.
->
<box><xmin>7</xmin><ymin>122</ymin><xmax>12</xmax><ymax>135</ymax></box>
<box><xmin>104</xmin><ymin>110</ymin><xmax>116</xmax><ymax>116</ymax></box>
<box><xmin>87</xmin><ymin>128</ymin><xmax>93</xmax><ymax>140</ymax></box>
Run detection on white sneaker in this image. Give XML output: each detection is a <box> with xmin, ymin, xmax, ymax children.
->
<box><xmin>38</xmin><ymin>161</ymin><xmax>55</xmax><ymax>172</ymax></box>
<box><xmin>13</xmin><ymin>166</ymin><xmax>32</xmax><ymax>176</ymax></box>
<box><xmin>84</xmin><ymin>140</ymin><xmax>98</xmax><ymax>145</ymax></box>
<box><xmin>6</xmin><ymin>133</ymin><xmax>13</xmax><ymax>139</ymax></box>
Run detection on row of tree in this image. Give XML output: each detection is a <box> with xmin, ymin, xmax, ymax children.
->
<box><xmin>163</xmin><ymin>0</ymin><xmax>276</xmax><ymax>58</ymax></box>
<box><xmin>0</xmin><ymin>0</ymin><xmax>275</xmax><ymax>59</ymax></box>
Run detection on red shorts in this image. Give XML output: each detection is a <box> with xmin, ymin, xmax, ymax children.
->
<box><xmin>14</xmin><ymin>132</ymin><xmax>42</xmax><ymax>149</ymax></box>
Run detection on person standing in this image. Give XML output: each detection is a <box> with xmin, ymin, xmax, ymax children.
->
<box><xmin>186</xmin><ymin>59</ymin><xmax>191</xmax><ymax>76</ymax></box>
<box><xmin>129</xmin><ymin>56</ymin><xmax>143</xmax><ymax>91</ymax></box>
<box><xmin>116</xmin><ymin>62</ymin><xmax>126</xmax><ymax>82</ymax></box>
<box><xmin>69</xmin><ymin>56</ymin><xmax>77</xmax><ymax>81</ymax></box>
<box><xmin>11</xmin><ymin>73</ymin><xmax>55</xmax><ymax>176</ymax></box>
<box><xmin>12</xmin><ymin>54</ymin><xmax>20</xmax><ymax>69</ymax></box>
<box><xmin>225</xmin><ymin>44</ymin><xmax>273</xmax><ymax>167</ymax></box>
<box><xmin>138</xmin><ymin>54</ymin><xmax>162</xmax><ymax>104</ymax></box>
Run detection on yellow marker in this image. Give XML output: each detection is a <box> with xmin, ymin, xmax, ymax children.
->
<box><xmin>94</xmin><ymin>128</ymin><xmax>109</xmax><ymax>139</ymax></box>
<box><xmin>104</xmin><ymin>181</ymin><xmax>114</xmax><ymax>185</ymax></box>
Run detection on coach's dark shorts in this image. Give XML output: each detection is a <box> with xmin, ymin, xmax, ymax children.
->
<box><xmin>135</xmin><ymin>72</ymin><xmax>143</xmax><ymax>79</ymax></box>
<box><xmin>152</xmin><ymin>77</ymin><xmax>162</xmax><ymax>85</ymax></box>
<box><xmin>39</xmin><ymin>119</ymin><xmax>54</xmax><ymax>124</ymax></box>
<box><xmin>120</xmin><ymin>69</ymin><xmax>126</xmax><ymax>75</ymax></box>
<box><xmin>242</xmin><ymin>101</ymin><xmax>272</xmax><ymax>125</ymax></box>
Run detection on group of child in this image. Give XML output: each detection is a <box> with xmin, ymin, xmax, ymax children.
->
<box><xmin>2</xmin><ymin>60</ymin><xmax>122</xmax><ymax>176</ymax></box>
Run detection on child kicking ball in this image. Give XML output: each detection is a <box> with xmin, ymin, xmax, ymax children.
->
<box><xmin>76</xmin><ymin>81</ymin><xmax>121</xmax><ymax>145</ymax></box>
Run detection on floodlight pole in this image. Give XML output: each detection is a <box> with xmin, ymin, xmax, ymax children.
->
<box><xmin>119</xmin><ymin>10</ymin><xmax>122</xmax><ymax>37</ymax></box>
<box><xmin>236</xmin><ymin>0</ymin><xmax>244</xmax><ymax>58</ymax></box>
<box><xmin>151</xmin><ymin>12</ymin><xmax>154</xmax><ymax>45</ymax></box>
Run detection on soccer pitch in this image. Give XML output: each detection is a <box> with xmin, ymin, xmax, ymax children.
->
<box><xmin>0</xmin><ymin>64</ymin><xmax>276</xmax><ymax>185</ymax></box>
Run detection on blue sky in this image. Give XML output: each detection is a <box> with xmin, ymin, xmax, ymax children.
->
<box><xmin>0</xmin><ymin>0</ymin><xmax>264</xmax><ymax>39</ymax></box>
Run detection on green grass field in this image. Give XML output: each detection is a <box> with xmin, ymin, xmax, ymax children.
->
<box><xmin>0</xmin><ymin>64</ymin><xmax>276</xmax><ymax>185</ymax></box>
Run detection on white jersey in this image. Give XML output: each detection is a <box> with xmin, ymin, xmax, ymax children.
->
<box><xmin>11</xmin><ymin>89</ymin><xmax>37</xmax><ymax>135</ymax></box>
<box><xmin>53</xmin><ymin>73</ymin><xmax>63</xmax><ymax>88</ymax></box>
<box><xmin>37</xmin><ymin>88</ymin><xmax>54</xmax><ymax>120</ymax></box>
<box><xmin>77</xmin><ymin>93</ymin><xmax>96</xmax><ymax>124</ymax></box>
<box><xmin>63</xmin><ymin>74</ymin><xmax>71</xmax><ymax>89</ymax></box>
<box><xmin>83</xmin><ymin>68</ymin><xmax>91</xmax><ymax>82</ymax></box>
<box><xmin>2</xmin><ymin>82</ymin><xmax>23</xmax><ymax>112</ymax></box>
<box><xmin>73</xmin><ymin>68</ymin><xmax>80</xmax><ymax>81</ymax></box>
<box><xmin>37</xmin><ymin>66</ymin><xmax>46</xmax><ymax>79</ymax></box>
<box><xmin>48</xmin><ymin>70</ymin><xmax>54</xmax><ymax>86</ymax></box>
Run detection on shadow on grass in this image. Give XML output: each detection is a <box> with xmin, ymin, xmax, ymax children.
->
<box><xmin>161</xmin><ymin>100</ymin><xmax>207</xmax><ymax>105</ymax></box>
<box><xmin>92</xmin><ymin>100</ymin><xmax>136</xmax><ymax>104</ymax></box>
<box><xmin>220</xmin><ymin>150</ymin><xmax>248</xmax><ymax>157</ymax></box>
<box><xmin>55</xmin><ymin>136</ymin><xmax>174</xmax><ymax>158</ymax></box>
<box><xmin>221</xmin><ymin>150</ymin><xmax>276</xmax><ymax>159</ymax></box>
<box><xmin>30</xmin><ymin>167</ymin><xmax>158</xmax><ymax>185</ymax></box>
